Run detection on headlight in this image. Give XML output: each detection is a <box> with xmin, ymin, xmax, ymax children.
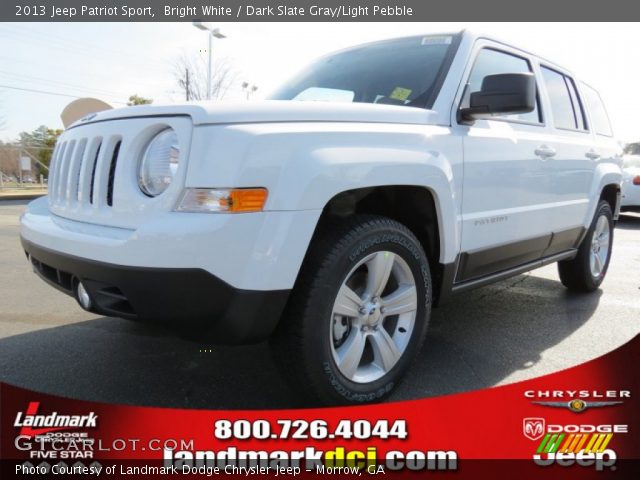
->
<box><xmin>138</xmin><ymin>128</ymin><xmax>179</xmax><ymax>197</ymax></box>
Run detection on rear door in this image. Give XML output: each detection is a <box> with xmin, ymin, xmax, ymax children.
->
<box><xmin>535</xmin><ymin>65</ymin><xmax>596</xmax><ymax>255</ymax></box>
<box><xmin>580</xmin><ymin>84</ymin><xmax>621</xmax><ymax>213</ymax></box>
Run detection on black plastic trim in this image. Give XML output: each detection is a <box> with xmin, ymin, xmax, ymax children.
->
<box><xmin>451</xmin><ymin>249</ymin><xmax>577</xmax><ymax>294</ymax></box>
<box><xmin>456</xmin><ymin>234</ymin><xmax>551</xmax><ymax>282</ymax></box>
<box><xmin>22</xmin><ymin>238</ymin><xmax>290</xmax><ymax>345</ymax></box>
<box><xmin>455</xmin><ymin>227</ymin><xmax>584</xmax><ymax>283</ymax></box>
<box><xmin>543</xmin><ymin>226</ymin><xmax>585</xmax><ymax>257</ymax></box>
<box><xmin>436</xmin><ymin>226</ymin><xmax>585</xmax><ymax>304</ymax></box>
<box><xmin>433</xmin><ymin>260</ymin><xmax>458</xmax><ymax>306</ymax></box>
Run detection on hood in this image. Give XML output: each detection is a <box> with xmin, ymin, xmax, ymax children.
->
<box><xmin>68</xmin><ymin>100</ymin><xmax>437</xmax><ymax>129</ymax></box>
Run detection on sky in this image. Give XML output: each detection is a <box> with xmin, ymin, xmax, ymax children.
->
<box><xmin>0</xmin><ymin>22</ymin><xmax>639</xmax><ymax>143</ymax></box>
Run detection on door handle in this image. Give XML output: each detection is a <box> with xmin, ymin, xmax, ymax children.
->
<box><xmin>585</xmin><ymin>150</ymin><xmax>601</xmax><ymax>160</ymax></box>
<box><xmin>534</xmin><ymin>145</ymin><xmax>556</xmax><ymax>159</ymax></box>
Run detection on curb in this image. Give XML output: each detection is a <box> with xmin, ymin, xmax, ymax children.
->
<box><xmin>0</xmin><ymin>193</ymin><xmax>46</xmax><ymax>201</ymax></box>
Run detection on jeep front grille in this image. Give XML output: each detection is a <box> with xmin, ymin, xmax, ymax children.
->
<box><xmin>45</xmin><ymin>116</ymin><xmax>191</xmax><ymax>229</ymax></box>
<box><xmin>49</xmin><ymin>135</ymin><xmax>121</xmax><ymax>209</ymax></box>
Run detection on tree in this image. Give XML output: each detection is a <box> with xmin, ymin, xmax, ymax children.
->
<box><xmin>0</xmin><ymin>140</ymin><xmax>20</xmax><ymax>180</ymax></box>
<box><xmin>173</xmin><ymin>52</ymin><xmax>236</xmax><ymax>101</ymax></box>
<box><xmin>127</xmin><ymin>94</ymin><xmax>153</xmax><ymax>106</ymax></box>
<box><xmin>18</xmin><ymin>125</ymin><xmax>63</xmax><ymax>177</ymax></box>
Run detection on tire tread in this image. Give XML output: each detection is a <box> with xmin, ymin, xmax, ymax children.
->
<box><xmin>558</xmin><ymin>200</ymin><xmax>613</xmax><ymax>292</ymax></box>
<box><xmin>271</xmin><ymin>214</ymin><xmax>429</xmax><ymax>405</ymax></box>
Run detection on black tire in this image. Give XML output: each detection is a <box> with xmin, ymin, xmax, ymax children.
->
<box><xmin>558</xmin><ymin>200</ymin><xmax>614</xmax><ymax>292</ymax></box>
<box><xmin>270</xmin><ymin>215</ymin><xmax>431</xmax><ymax>406</ymax></box>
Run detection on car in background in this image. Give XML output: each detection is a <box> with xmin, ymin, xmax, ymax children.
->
<box><xmin>621</xmin><ymin>155</ymin><xmax>640</xmax><ymax>212</ymax></box>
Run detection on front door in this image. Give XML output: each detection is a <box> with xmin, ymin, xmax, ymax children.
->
<box><xmin>457</xmin><ymin>45</ymin><xmax>555</xmax><ymax>282</ymax></box>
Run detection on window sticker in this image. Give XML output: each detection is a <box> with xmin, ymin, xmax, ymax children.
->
<box><xmin>421</xmin><ymin>35</ymin><xmax>453</xmax><ymax>46</ymax></box>
<box><xmin>389</xmin><ymin>87</ymin><xmax>412</xmax><ymax>101</ymax></box>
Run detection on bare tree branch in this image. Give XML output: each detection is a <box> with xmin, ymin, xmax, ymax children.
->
<box><xmin>172</xmin><ymin>52</ymin><xmax>237</xmax><ymax>101</ymax></box>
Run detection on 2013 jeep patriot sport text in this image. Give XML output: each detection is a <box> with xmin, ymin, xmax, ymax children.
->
<box><xmin>20</xmin><ymin>31</ymin><xmax>622</xmax><ymax>405</ymax></box>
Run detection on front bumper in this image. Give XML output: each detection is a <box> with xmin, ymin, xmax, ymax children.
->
<box><xmin>21</xmin><ymin>197</ymin><xmax>321</xmax><ymax>291</ymax></box>
<box><xmin>22</xmin><ymin>238</ymin><xmax>290</xmax><ymax>344</ymax></box>
<box><xmin>20</xmin><ymin>196</ymin><xmax>322</xmax><ymax>344</ymax></box>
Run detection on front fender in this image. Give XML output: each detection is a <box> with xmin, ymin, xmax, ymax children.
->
<box><xmin>187</xmin><ymin>122</ymin><xmax>463</xmax><ymax>264</ymax></box>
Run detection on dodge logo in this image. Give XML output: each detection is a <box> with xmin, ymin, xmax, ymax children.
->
<box><xmin>523</xmin><ymin>417</ymin><xmax>545</xmax><ymax>441</ymax></box>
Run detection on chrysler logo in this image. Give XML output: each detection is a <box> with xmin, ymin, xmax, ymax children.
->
<box><xmin>523</xmin><ymin>417</ymin><xmax>545</xmax><ymax>441</ymax></box>
<box><xmin>532</xmin><ymin>400</ymin><xmax>623</xmax><ymax>413</ymax></box>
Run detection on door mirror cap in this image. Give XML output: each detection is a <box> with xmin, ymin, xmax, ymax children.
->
<box><xmin>459</xmin><ymin>72</ymin><xmax>536</xmax><ymax>123</ymax></box>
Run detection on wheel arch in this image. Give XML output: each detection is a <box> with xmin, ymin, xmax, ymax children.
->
<box><xmin>298</xmin><ymin>185</ymin><xmax>451</xmax><ymax>304</ymax></box>
<box><xmin>589</xmin><ymin>163</ymin><xmax>622</xmax><ymax>223</ymax></box>
<box><xmin>600</xmin><ymin>183</ymin><xmax>621</xmax><ymax>220</ymax></box>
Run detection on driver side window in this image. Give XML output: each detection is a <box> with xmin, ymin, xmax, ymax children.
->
<box><xmin>464</xmin><ymin>48</ymin><xmax>542</xmax><ymax>124</ymax></box>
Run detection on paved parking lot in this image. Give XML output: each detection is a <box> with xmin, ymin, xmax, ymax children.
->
<box><xmin>1</xmin><ymin>199</ymin><xmax>638</xmax><ymax>408</ymax></box>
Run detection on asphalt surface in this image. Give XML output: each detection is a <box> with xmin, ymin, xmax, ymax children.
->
<box><xmin>1</xmin><ymin>199</ymin><xmax>639</xmax><ymax>409</ymax></box>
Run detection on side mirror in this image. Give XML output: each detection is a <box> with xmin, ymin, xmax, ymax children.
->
<box><xmin>459</xmin><ymin>72</ymin><xmax>536</xmax><ymax>122</ymax></box>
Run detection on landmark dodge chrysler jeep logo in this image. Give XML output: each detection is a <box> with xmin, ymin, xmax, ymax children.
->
<box><xmin>523</xmin><ymin>419</ymin><xmax>624</xmax><ymax>471</ymax></box>
<box><xmin>14</xmin><ymin>402</ymin><xmax>98</xmax><ymax>437</ymax></box>
<box><xmin>523</xmin><ymin>418</ymin><xmax>546</xmax><ymax>441</ymax></box>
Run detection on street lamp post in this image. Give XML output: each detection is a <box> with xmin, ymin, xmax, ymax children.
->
<box><xmin>192</xmin><ymin>22</ymin><xmax>226</xmax><ymax>100</ymax></box>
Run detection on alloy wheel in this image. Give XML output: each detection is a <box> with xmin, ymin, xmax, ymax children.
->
<box><xmin>329</xmin><ymin>251</ymin><xmax>418</xmax><ymax>384</ymax></box>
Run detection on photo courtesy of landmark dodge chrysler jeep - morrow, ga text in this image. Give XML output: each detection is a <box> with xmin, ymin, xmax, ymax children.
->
<box><xmin>20</xmin><ymin>31</ymin><xmax>622</xmax><ymax>405</ymax></box>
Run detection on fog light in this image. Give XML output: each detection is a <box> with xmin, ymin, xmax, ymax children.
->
<box><xmin>76</xmin><ymin>282</ymin><xmax>92</xmax><ymax>310</ymax></box>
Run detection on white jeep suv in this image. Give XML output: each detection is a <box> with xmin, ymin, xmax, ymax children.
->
<box><xmin>21</xmin><ymin>31</ymin><xmax>622</xmax><ymax>405</ymax></box>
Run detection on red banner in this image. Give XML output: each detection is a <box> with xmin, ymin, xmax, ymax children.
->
<box><xmin>2</xmin><ymin>336</ymin><xmax>638</xmax><ymax>478</ymax></box>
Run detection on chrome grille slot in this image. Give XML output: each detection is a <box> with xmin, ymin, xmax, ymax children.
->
<box><xmin>90</xmin><ymin>136</ymin><xmax>121</xmax><ymax>208</ymax></box>
<box><xmin>47</xmin><ymin>142</ymin><xmax>60</xmax><ymax>202</ymax></box>
<box><xmin>48</xmin><ymin>141</ymin><xmax>67</xmax><ymax>204</ymax></box>
<box><xmin>66</xmin><ymin>138</ymin><xmax>87</xmax><ymax>206</ymax></box>
<box><xmin>89</xmin><ymin>141</ymin><xmax>102</xmax><ymax>205</ymax></box>
<box><xmin>106</xmin><ymin>140</ymin><xmax>122</xmax><ymax>207</ymax></box>
<box><xmin>78</xmin><ymin>137</ymin><xmax>102</xmax><ymax>204</ymax></box>
<box><xmin>55</xmin><ymin>140</ymin><xmax>75</xmax><ymax>204</ymax></box>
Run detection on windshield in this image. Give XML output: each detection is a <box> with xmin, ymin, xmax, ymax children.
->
<box><xmin>268</xmin><ymin>34</ymin><xmax>459</xmax><ymax>109</ymax></box>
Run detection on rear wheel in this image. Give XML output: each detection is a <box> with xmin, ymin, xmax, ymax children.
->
<box><xmin>558</xmin><ymin>200</ymin><xmax>614</xmax><ymax>292</ymax></box>
<box><xmin>271</xmin><ymin>215</ymin><xmax>431</xmax><ymax>405</ymax></box>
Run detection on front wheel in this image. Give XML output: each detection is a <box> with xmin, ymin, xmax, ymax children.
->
<box><xmin>558</xmin><ymin>200</ymin><xmax>614</xmax><ymax>292</ymax></box>
<box><xmin>271</xmin><ymin>215</ymin><xmax>431</xmax><ymax>405</ymax></box>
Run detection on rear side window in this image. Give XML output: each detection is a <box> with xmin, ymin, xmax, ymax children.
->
<box><xmin>582</xmin><ymin>84</ymin><xmax>613</xmax><ymax>136</ymax></box>
<box><xmin>464</xmin><ymin>48</ymin><xmax>541</xmax><ymax>124</ymax></box>
<box><xmin>541</xmin><ymin>67</ymin><xmax>587</xmax><ymax>131</ymax></box>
